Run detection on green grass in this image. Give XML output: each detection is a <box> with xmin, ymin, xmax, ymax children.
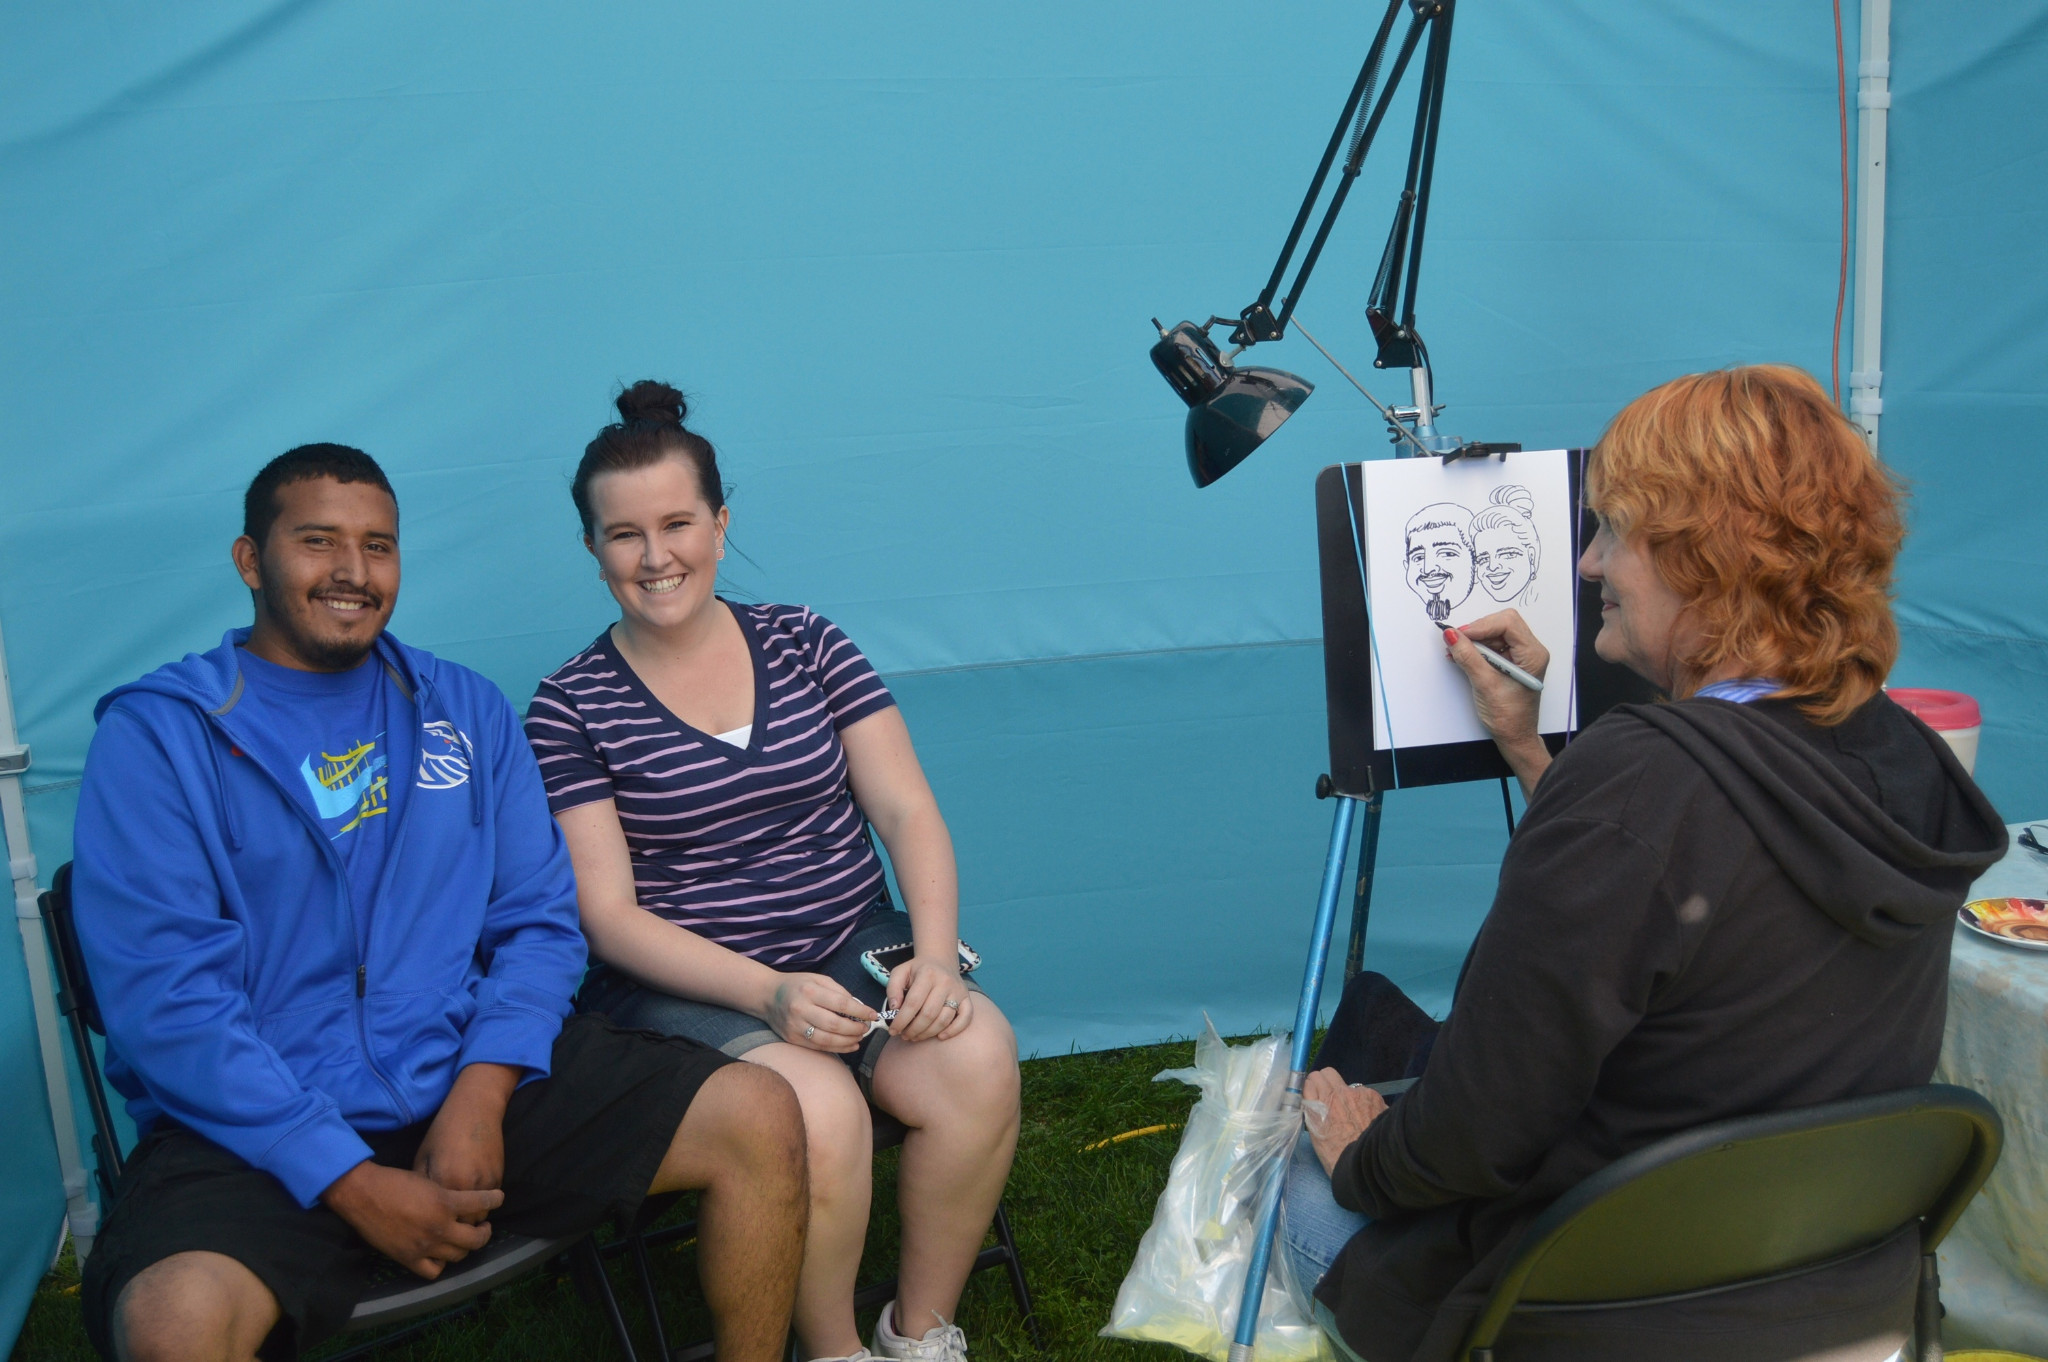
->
<box><xmin>13</xmin><ymin>1038</ymin><xmax>1227</xmax><ymax>1361</ymax></box>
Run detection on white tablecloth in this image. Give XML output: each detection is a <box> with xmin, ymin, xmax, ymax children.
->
<box><xmin>1935</xmin><ymin>822</ymin><xmax>2048</xmax><ymax>1353</ymax></box>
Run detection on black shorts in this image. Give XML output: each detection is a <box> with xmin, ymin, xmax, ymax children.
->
<box><xmin>80</xmin><ymin>1014</ymin><xmax>731</xmax><ymax>1361</ymax></box>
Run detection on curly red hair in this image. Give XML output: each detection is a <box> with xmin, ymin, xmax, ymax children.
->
<box><xmin>1588</xmin><ymin>365</ymin><xmax>1904</xmax><ymax>725</ymax></box>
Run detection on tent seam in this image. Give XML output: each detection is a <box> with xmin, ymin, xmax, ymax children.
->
<box><xmin>877</xmin><ymin>636</ymin><xmax>1321</xmax><ymax>681</ymax></box>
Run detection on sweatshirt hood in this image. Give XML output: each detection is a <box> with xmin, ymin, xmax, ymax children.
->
<box><xmin>1628</xmin><ymin>697</ymin><xmax>2007</xmax><ymax>947</ymax></box>
<box><xmin>92</xmin><ymin>628</ymin><xmax>475</xmax><ymax>845</ymax></box>
<box><xmin>94</xmin><ymin>626</ymin><xmax>432</xmax><ymax>723</ymax></box>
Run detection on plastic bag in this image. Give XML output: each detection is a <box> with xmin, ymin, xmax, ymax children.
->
<box><xmin>1102</xmin><ymin>1019</ymin><xmax>1336</xmax><ymax>1361</ymax></box>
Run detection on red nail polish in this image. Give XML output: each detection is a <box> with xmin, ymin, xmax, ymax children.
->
<box><xmin>1443</xmin><ymin>628</ymin><xmax>1459</xmax><ymax>644</ymax></box>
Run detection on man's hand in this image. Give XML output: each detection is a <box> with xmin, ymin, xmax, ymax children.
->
<box><xmin>1303</xmin><ymin>1068</ymin><xmax>1389</xmax><ymax>1179</ymax></box>
<box><xmin>1444</xmin><ymin>608</ymin><xmax>1552</xmax><ymax>799</ymax></box>
<box><xmin>415</xmin><ymin>1062</ymin><xmax>520</xmax><ymax>1193</ymax></box>
<box><xmin>323</xmin><ymin>1160</ymin><xmax>501</xmax><ymax>1279</ymax></box>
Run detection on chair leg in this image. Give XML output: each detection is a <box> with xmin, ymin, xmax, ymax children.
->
<box><xmin>991</xmin><ymin>1202</ymin><xmax>1041</xmax><ymax>1346</ymax></box>
<box><xmin>1914</xmin><ymin>1252</ymin><xmax>1942</xmax><ymax>1362</ymax></box>
<box><xmin>572</xmin><ymin>1234</ymin><xmax>642</xmax><ymax>1362</ymax></box>
<box><xmin>626</xmin><ymin>1228</ymin><xmax>672</xmax><ymax>1362</ymax></box>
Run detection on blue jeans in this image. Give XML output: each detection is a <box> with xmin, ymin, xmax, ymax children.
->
<box><xmin>1281</xmin><ymin>1131</ymin><xmax>1373</xmax><ymax>1297</ymax></box>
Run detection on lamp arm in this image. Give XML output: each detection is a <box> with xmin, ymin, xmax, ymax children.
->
<box><xmin>1239</xmin><ymin>0</ymin><xmax>1407</xmax><ymax>343</ymax></box>
<box><xmin>1401</xmin><ymin>3</ymin><xmax>1455</xmax><ymax>333</ymax></box>
<box><xmin>1367</xmin><ymin>0</ymin><xmax>1455</xmax><ymax>371</ymax></box>
<box><xmin>1236</xmin><ymin>5</ymin><xmax>1430</xmax><ymax>348</ymax></box>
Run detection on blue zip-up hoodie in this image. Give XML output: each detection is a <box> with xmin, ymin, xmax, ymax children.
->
<box><xmin>71</xmin><ymin>628</ymin><xmax>586</xmax><ymax>1207</ymax></box>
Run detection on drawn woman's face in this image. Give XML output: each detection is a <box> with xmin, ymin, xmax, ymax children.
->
<box><xmin>1473</xmin><ymin>525</ymin><xmax>1534</xmax><ymax>602</ymax></box>
<box><xmin>1404</xmin><ymin>523</ymin><xmax>1473</xmax><ymax>610</ymax></box>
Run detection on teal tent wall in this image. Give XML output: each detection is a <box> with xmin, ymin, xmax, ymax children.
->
<box><xmin>3</xmin><ymin>1</ymin><xmax>2043</xmax><ymax>1347</ymax></box>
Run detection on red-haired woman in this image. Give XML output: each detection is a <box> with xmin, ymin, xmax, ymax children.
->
<box><xmin>1290</xmin><ymin>366</ymin><xmax>2007</xmax><ymax>1362</ymax></box>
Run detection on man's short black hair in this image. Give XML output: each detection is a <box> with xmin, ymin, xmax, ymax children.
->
<box><xmin>243</xmin><ymin>444</ymin><xmax>396</xmax><ymax>547</ymax></box>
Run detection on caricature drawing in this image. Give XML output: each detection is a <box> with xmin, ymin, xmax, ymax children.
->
<box><xmin>1362</xmin><ymin>450</ymin><xmax>1575</xmax><ymax>752</ymax></box>
<box><xmin>1470</xmin><ymin>484</ymin><xmax>1541</xmax><ymax>606</ymax></box>
<box><xmin>1403</xmin><ymin>502</ymin><xmax>1474</xmax><ymax>624</ymax></box>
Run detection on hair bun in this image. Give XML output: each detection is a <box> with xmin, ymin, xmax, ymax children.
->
<box><xmin>616</xmin><ymin>379</ymin><xmax>687</xmax><ymax>428</ymax></box>
<box><xmin>1492</xmin><ymin>483</ymin><xmax>1535</xmax><ymax>519</ymax></box>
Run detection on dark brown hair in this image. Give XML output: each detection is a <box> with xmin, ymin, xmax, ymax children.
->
<box><xmin>244</xmin><ymin>443</ymin><xmax>395</xmax><ymax>547</ymax></box>
<box><xmin>571</xmin><ymin>380</ymin><xmax>724</xmax><ymax>537</ymax></box>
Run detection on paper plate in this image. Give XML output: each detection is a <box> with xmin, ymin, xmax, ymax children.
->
<box><xmin>1959</xmin><ymin>897</ymin><xmax>2048</xmax><ymax>950</ymax></box>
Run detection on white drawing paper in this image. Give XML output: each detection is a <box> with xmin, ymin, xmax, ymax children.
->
<box><xmin>1359</xmin><ymin>450</ymin><xmax>1577</xmax><ymax>751</ymax></box>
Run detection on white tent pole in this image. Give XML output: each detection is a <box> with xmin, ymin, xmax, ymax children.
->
<box><xmin>0</xmin><ymin>610</ymin><xmax>97</xmax><ymax>1259</ymax></box>
<box><xmin>1850</xmin><ymin>0</ymin><xmax>1892</xmax><ymax>448</ymax></box>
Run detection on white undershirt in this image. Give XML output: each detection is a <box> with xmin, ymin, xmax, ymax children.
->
<box><xmin>712</xmin><ymin>724</ymin><xmax>752</xmax><ymax>748</ymax></box>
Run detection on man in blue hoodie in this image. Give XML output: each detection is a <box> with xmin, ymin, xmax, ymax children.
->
<box><xmin>71</xmin><ymin>445</ymin><xmax>807</xmax><ymax>1362</ymax></box>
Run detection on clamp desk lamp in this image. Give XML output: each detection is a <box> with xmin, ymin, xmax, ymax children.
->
<box><xmin>1146</xmin><ymin>4</ymin><xmax>1492</xmax><ymax>1357</ymax></box>
<box><xmin>1149</xmin><ymin>0</ymin><xmax>1506</xmax><ymax>489</ymax></box>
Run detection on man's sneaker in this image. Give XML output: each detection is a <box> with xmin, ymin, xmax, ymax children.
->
<box><xmin>814</xmin><ymin>1351</ymin><xmax>879</xmax><ymax>1362</ymax></box>
<box><xmin>872</xmin><ymin>1301</ymin><xmax>969</xmax><ymax>1361</ymax></box>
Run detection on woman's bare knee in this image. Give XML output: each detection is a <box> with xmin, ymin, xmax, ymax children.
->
<box><xmin>114</xmin><ymin>1251</ymin><xmax>277</xmax><ymax>1362</ymax></box>
<box><xmin>875</xmin><ymin>1008</ymin><xmax>1020</xmax><ymax>1130</ymax></box>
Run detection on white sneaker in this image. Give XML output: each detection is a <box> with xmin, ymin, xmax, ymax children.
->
<box><xmin>872</xmin><ymin>1301</ymin><xmax>969</xmax><ymax>1361</ymax></box>
<box><xmin>812</xmin><ymin>1351</ymin><xmax>879</xmax><ymax>1362</ymax></box>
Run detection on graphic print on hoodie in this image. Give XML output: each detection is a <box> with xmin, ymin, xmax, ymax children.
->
<box><xmin>231</xmin><ymin>647</ymin><xmax>413</xmax><ymax>901</ymax></box>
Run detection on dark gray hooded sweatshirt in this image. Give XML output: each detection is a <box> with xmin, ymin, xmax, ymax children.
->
<box><xmin>1317</xmin><ymin>693</ymin><xmax>2008</xmax><ymax>1362</ymax></box>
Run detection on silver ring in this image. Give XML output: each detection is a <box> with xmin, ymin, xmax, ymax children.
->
<box><xmin>943</xmin><ymin>998</ymin><xmax>960</xmax><ymax>1009</ymax></box>
<box><xmin>803</xmin><ymin>1024</ymin><xmax>815</xmax><ymax>1039</ymax></box>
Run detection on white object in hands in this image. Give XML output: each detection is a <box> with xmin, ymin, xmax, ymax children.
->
<box><xmin>1360</xmin><ymin>450</ymin><xmax>1578</xmax><ymax>749</ymax></box>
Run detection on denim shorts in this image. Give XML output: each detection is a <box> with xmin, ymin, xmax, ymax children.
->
<box><xmin>577</xmin><ymin>908</ymin><xmax>986</xmax><ymax>1100</ymax></box>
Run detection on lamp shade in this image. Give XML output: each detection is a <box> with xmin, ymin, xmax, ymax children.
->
<box><xmin>1149</xmin><ymin>321</ymin><xmax>1314</xmax><ymax>487</ymax></box>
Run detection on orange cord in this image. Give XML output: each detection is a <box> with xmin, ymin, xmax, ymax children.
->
<box><xmin>1832</xmin><ymin>0</ymin><xmax>1851</xmax><ymax>408</ymax></box>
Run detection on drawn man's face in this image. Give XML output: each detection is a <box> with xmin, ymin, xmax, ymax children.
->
<box><xmin>1404</xmin><ymin>521</ymin><xmax>1473</xmax><ymax>618</ymax></box>
<box><xmin>1473</xmin><ymin>525</ymin><xmax>1534</xmax><ymax>603</ymax></box>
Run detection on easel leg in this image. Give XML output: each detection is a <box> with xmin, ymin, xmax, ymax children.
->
<box><xmin>1342</xmin><ymin>790</ymin><xmax>1384</xmax><ymax>983</ymax></box>
<box><xmin>1229</xmin><ymin>795</ymin><xmax>1359</xmax><ymax>1362</ymax></box>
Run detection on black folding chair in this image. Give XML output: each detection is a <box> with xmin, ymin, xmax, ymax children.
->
<box><xmin>1316</xmin><ymin>1084</ymin><xmax>2001</xmax><ymax>1362</ymax></box>
<box><xmin>38</xmin><ymin>862</ymin><xmax>673</xmax><ymax>1360</ymax></box>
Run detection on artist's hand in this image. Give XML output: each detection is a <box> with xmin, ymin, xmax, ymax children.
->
<box><xmin>1303</xmin><ymin>1068</ymin><xmax>1388</xmax><ymax>1178</ymax></box>
<box><xmin>889</xmin><ymin>954</ymin><xmax>973</xmax><ymax>1043</ymax></box>
<box><xmin>763</xmin><ymin>972</ymin><xmax>874</xmax><ymax>1053</ymax></box>
<box><xmin>323</xmin><ymin>1160</ymin><xmax>500</xmax><ymax>1279</ymax></box>
<box><xmin>415</xmin><ymin>1062</ymin><xmax>518</xmax><ymax>1193</ymax></box>
<box><xmin>1445</xmin><ymin>609</ymin><xmax>1551</xmax><ymax>797</ymax></box>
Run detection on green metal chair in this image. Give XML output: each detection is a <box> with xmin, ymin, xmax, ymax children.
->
<box><xmin>1451</xmin><ymin>1084</ymin><xmax>2003</xmax><ymax>1362</ymax></box>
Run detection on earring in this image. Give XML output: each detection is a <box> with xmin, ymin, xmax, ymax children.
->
<box><xmin>597</xmin><ymin>569</ymin><xmax>607</xmax><ymax>581</ymax></box>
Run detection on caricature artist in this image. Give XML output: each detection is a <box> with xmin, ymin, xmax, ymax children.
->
<box><xmin>1281</xmin><ymin>365</ymin><xmax>2006</xmax><ymax>1362</ymax></box>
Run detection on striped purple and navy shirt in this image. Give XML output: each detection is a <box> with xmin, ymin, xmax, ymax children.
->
<box><xmin>525</xmin><ymin>603</ymin><xmax>897</xmax><ymax>967</ymax></box>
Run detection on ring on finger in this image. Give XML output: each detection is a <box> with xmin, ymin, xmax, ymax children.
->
<box><xmin>943</xmin><ymin>998</ymin><xmax>960</xmax><ymax>1009</ymax></box>
<box><xmin>803</xmin><ymin>1024</ymin><xmax>815</xmax><ymax>1039</ymax></box>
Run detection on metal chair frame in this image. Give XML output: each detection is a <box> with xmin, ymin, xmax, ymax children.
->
<box><xmin>1458</xmin><ymin>1083</ymin><xmax>2003</xmax><ymax>1362</ymax></box>
<box><xmin>37</xmin><ymin>862</ymin><xmax>671</xmax><ymax>1360</ymax></box>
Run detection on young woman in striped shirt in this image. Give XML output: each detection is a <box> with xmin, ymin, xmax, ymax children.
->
<box><xmin>526</xmin><ymin>382</ymin><xmax>1019</xmax><ymax>1362</ymax></box>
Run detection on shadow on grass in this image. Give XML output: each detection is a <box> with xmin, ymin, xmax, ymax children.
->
<box><xmin>14</xmin><ymin>1037</ymin><xmax>1243</xmax><ymax>1362</ymax></box>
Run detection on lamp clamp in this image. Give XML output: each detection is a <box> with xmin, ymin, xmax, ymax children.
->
<box><xmin>1229</xmin><ymin>303</ymin><xmax>1285</xmax><ymax>348</ymax></box>
<box><xmin>0</xmin><ymin>744</ymin><xmax>28</xmax><ymax>777</ymax></box>
<box><xmin>1366</xmin><ymin>307</ymin><xmax>1424</xmax><ymax>370</ymax></box>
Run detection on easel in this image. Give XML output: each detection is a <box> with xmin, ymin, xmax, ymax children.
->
<box><xmin>1226</xmin><ymin>452</ymin><xmax>1656</xmax><ymax>1360</ymax></box>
